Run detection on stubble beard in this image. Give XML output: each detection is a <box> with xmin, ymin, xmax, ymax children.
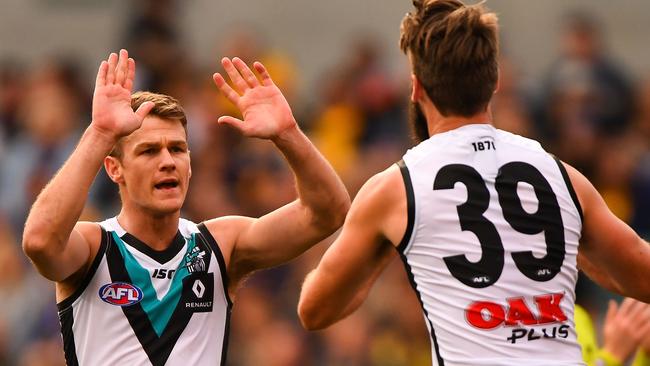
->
<box><xmin>408</xmin><ymin>101</ymin><xmax>430</xmax><ymax>144</ymax></box>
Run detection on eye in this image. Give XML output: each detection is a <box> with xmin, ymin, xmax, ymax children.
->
<box><xmin>142</xmin><ymin>148</ymin><xmax>155</xmax><ymax>155</ymax></box>
<box><xmin>171</xmin><ymin>146</ymin><xmax>187</xmax><ymax>153</ymax></box>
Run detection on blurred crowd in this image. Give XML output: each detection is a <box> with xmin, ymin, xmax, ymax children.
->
<box><xmin>1</xmin><ymin>2</ymin><xmax>649</xmax><ymax>366</ymax></box>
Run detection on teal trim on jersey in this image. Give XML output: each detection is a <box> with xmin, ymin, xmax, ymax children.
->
<box><xmin>110</xmin><ymin>231</ymin><xmax>197</xmax><ymax>337</ymax></box>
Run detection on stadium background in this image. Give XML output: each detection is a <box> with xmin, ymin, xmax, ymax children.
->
<box><xmin>1</xmin><ymin>0</ymin><xmax>649</xmax><ymax>364</ymax></box>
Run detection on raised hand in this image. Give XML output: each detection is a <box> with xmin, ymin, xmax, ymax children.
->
<box><xmin>213</xmin><ymin>57</ymin><xmax>297</xmax><ymax>140</ymax></box>
<box><xmin>602</xmin><ymin>298</ymin><xmax>650</xmax><ymax>363</ymax></box>
<box><xmin>636</xmin><ymin>302</ymin><xmax>650</xmax><ymax>354</ymax></box>
<box><xmin>91</xmin><ymin>49</ymin><xmax>154</xmax><ymax>140</ymax></box>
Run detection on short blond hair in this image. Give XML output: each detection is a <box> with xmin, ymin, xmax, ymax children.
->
<box><xmin>109</xmin><ymin>91</ymin><xmax>188</xmax><ymax>159</ymax></box>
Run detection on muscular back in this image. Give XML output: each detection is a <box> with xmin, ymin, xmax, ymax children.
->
<box><xmin>399</xmin><ymin>124</ymin><xmax>583</xmax><ymax>365</ymax></box>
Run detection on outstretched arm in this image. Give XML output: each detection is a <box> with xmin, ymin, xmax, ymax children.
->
<box><xmin>298</xmin><ymin>166</ymin><xmax>405</xmax><ymax>330</ymax></box>
<box><xmin>23</xmin><ymin>50</ymin><xmax>153</xmax><ymax>282</ymax></box>
<box><xmin>565</xmin><ymin>162</ymin><xmax>650</xmax><ymax>302</ymax></box>
<box><xmin>207</xmin><ymin>58</ymin><xmax>350</xmax><ymax>282</ymax></box>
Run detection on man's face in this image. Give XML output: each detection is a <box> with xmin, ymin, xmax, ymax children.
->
<box><xmin>408</xmin><ymin>101</ymin><xmax>430</xmax><ymax>144</ymax></box>
<box><xmin>110</xmin><ymin>116</ymin><xmax>191</xmax><ymax>215</ymax></box>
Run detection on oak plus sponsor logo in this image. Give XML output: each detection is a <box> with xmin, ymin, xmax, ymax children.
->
<box><xmin>464</xmin><ymin>292</ymin><xmax>571</xmax><ymax>344</ymax></box>
<box><xmin>99</xmin><ymin>282</ymin><xmax>144</xmax><ymax>306</ymax></box>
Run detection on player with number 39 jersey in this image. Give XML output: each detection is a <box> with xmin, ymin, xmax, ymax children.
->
<box><xmin>298</xmin><ymin>1</ymin><xmax>650</xmax><ymax>365</ymax></box>
<box><xmin>395</xmin><ymin>124</ymin><xmax>582</xmax><ymax>364</ymax></box>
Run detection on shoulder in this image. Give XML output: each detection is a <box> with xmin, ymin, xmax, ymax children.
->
<box><xmin>354</xmin><ymin>164</ymin><xmax>404</xmax><ymax>211</ymax></box>
<box><xmin>200</xmin><ymin>216</ymin><xmax>255</xmax><ymax>269</ymax></box>
<box><xmin>201</xmin><ymin>216</ymin><xmax>254</xmax><ymax>237</ymax></box>
<box><xmin>75</xmin><ymin>221</ymin><xmax>103</xmax><ymax>252</ymax></box>
<box><xmin>558</xmin><ymin>161</ymin><xmax>598</xmax><ymax>215</ymax></box>
<box><xmin>348</xmin><ymin>164</ymin><xmax>407</xmax><ymax>246</ymax></box>
<box><xmin>57</xmin><ymin>221</ymin><xmax>104</xmax><ymax>292</ymax></box>
<box><xmin>495</xmin><ymin>128</ymin><xmax>545</xmax><ymax>152</ymax></box>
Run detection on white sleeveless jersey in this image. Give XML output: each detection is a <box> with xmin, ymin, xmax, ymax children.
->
<box><xmin>57</xmin><ymin>218</ymin><xmax>232</xmax><ymax>366</ymax></box>
<box><xmin>398</xmin><ymin>124</ymin><xmax>584</xmax><ymax>366</ymax></box>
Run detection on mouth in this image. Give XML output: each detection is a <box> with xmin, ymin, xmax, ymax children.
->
<box><xmin>154</xmin><ymin>179</ymin><xmax>180</xmax><ymax>191</ymax></box>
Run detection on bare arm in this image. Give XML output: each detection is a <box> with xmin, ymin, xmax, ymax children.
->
<box><xmin>577</xmin><ymin>251</ymin><xmax>623</xmax><ymax>295</ymax></box>
<box><xmin>23</xmin><ymin>50</ymin><xmax>153</xmax><ymax>282</ymax></box>
<box><xmin>207</xmin><ymin>58</ymin><xmax>350</xmax><ymax>283</ymax></box>
<box><xmin>565</xmin><ymin>162</ymin><xmax>650</xmax><ymax>302</ymax></box>
<box><xmin>298</xmin><ymin>166</ymin><xmax>405</xmax><ymax>330</ymax></box>
<box><xmin>23</xmin><ymin>128</ymin><xmax>110</xmax><ymax>281</ymax></box>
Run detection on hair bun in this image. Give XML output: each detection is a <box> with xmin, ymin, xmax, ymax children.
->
<box><xmin>448</xmin><ymin>5</ymin><xmax>483</xmax><ymax>28</ymax></box>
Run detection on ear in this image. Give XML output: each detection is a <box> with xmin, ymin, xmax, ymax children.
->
<box><xmin>104</xmin><ymin>156</ymin><xmax>124</xmax><ymax>184</ymax></box>
<box><xmin>188</xmin><ymin>150</ymin><xmax>192</xmax><ymax>180</ymax></box>
<box><xmin>411</xmin><ymin>74</ymin><xmax>423</xmax><ymax>103</ymax></box>
<box><xmin>494</xmin><ymin>67</ymin><xmax>501</xmax><ymax>95</ymax></box>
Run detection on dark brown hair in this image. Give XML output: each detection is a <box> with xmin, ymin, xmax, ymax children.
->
<box><xmin>400</xmin><ymin>0</ymin><xmax>499</xmax><ymax>117</ymax></box>
<box><xmin>109</xmin><ymin>91</ymin><xmax>188</xmax><ymax>158</ymax></box>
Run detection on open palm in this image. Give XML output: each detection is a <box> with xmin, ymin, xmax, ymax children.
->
<box><xmin>91</xmin><ymin>50</ymin><xmax>153</xmax><ymax>140</ymax></box>
<box><xmin>213</xmin><ymin>57</ymin><xmax>296</xmax><ymax>140</ymax></box>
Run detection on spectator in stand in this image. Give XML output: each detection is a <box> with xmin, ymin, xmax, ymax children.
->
<box><xmin>491</xmin><ymin>56</ymin><xmax>535</xmax><ymax>138</ymax></box>
<box><xmin>630</xmin><ymin>79</ymin><xmax>650</xmax><ymax>238</ymax></box>
<box><xmin>533</xmin><ymin>11</ymin><xmax>635</xmax><ymax>177</ymax></box>
<box><xmin>0</xmin><ymin>215</ymin><xmax>60</xmax><ymax>365</ymax></box>
<box><xmin>0</xmin><ymin>62</ymin><xmax>85</xmax><ymax>234</ymax></box>
<box><xmin>0</xmin><ymin>60</ymin><xmax>26</xmax><ymax>142</ymax></box>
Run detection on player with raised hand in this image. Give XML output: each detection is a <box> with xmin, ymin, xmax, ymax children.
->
<box><xmin>298</xmin><ymin>1</ymin><xmax>650</xmax><ymax>365</ymax></box>
<box><xmin>23</xmin><ymin>50</ymin><xmax>154</xmax><ymax>285</ymax></box>
<box><xmin>23</xmin><ymin>49</ymin><xmax>349</xmax><ymax>366</ymax></box>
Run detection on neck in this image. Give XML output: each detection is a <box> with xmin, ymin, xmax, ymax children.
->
<box><xmin>423</xmin><ymin>102</ymin><xmax>493</xmax><ymax>137</ymax></box>
<box><xmin>116</xmin><ymin>206</ymin><xmax>180</xmax><ymax>251</ymax></box>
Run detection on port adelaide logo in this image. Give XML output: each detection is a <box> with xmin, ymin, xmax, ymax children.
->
<box><xmin>99</xmin><ymin>282</ymin><xmax>144</xmax><ymax>306</ymax></box>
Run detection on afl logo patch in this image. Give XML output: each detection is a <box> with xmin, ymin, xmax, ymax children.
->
<box><xmin>99</xmin><ymin>282</ymin><xmax>143</xmax><ymax>306</ymax></box>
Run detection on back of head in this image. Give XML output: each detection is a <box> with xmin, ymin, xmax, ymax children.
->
<box><xmin>400</xmin><ymin>0</ymin><xmax>499</xmax><ymax>117</ymax></box>
<box><xmin>110</xmin><ymin>91</ymin><xmax>187</xmax><ymax>159</ymax></box>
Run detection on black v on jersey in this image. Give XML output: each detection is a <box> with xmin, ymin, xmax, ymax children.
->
<box><xmin>57</xmin><ymin>217</ymin><xmax>232</xmax><ymax>366</ymax></box>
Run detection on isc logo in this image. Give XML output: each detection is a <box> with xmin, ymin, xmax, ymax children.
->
<box><xmin>99</xmin><ymin>282</ymin><xmax>144</xmax><ymax>306</ymax></box>
<box><xmin>152</xmin><ymin>268</ymin><xmax>175</xmax><ymax>279</ymax></box>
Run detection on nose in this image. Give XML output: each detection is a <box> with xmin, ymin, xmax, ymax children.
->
<box><xmin>159</xmin><ymin>148</ymin><xmax>176</xmax><ymax>171</ymax></box>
